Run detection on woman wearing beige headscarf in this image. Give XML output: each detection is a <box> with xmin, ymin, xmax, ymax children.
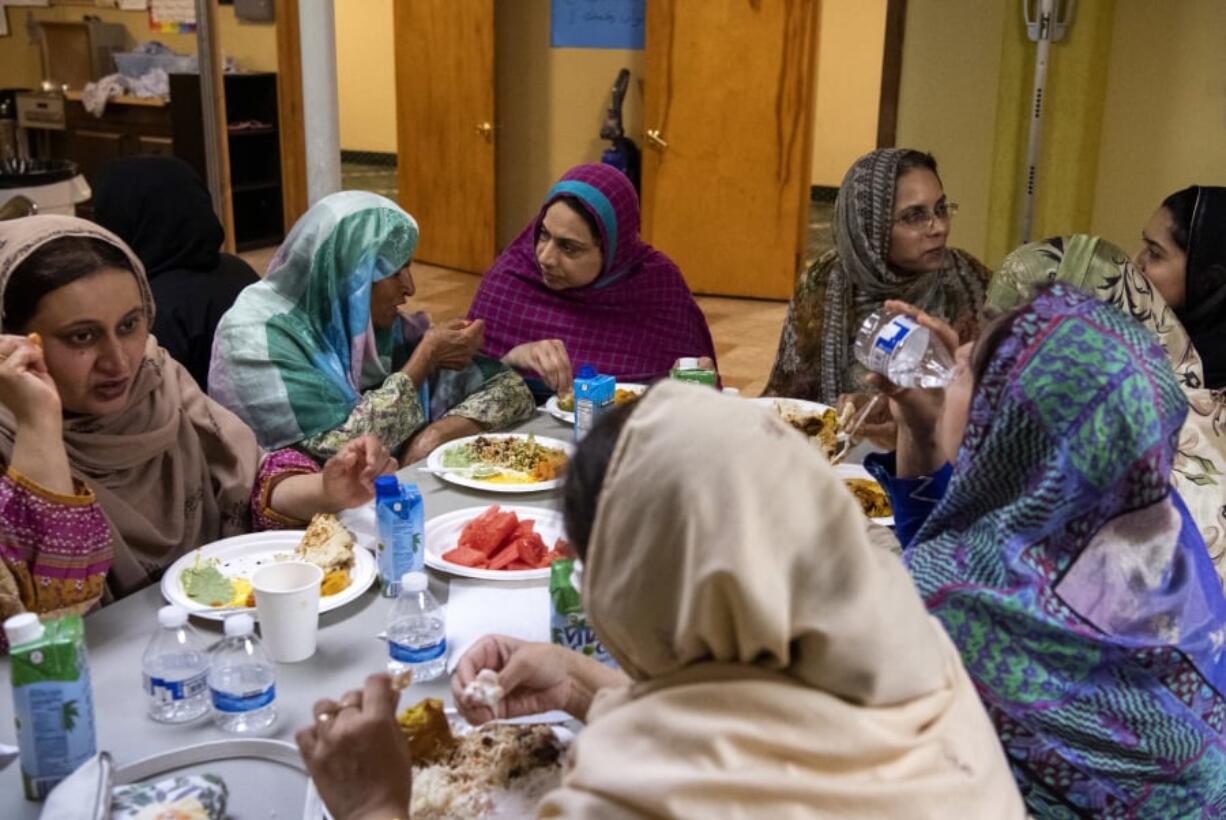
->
<box><xmin>989</xmin><ymin>234</ymin><xmax>1226</xmax><ymax>581</ymax></box>
<box><xmin>0</xmin><ymin>216</ymin><xmax>394</xmax><ymax>642</ymax></box>
<box><xmin>299</xmin><ymin>381</ymin><xmax>1023</xmax><ymax>819</ymax></box>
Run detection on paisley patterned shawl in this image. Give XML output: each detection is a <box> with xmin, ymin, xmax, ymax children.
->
<box><xmin>991</xmin><ymin>235</ymin><xmax>1226</xmax><ymax>584</ymax></box>
<box><xmin>906</xmin><ymin>284</ymin><xmax>1226</xmax><ymax>817</ymax></box>
<box><xmin>764</xmin><ymin>148</ymin><xmax>989</xmax><ymax>402</ymax></box>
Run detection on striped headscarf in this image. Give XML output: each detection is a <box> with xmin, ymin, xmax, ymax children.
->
<box><xmin>209</xmin><ymin>192</ymin><xmax>419</xmax><ymax>449</ymax></box>
<box><xmin>907</xmin><ymin>284</ymin><xmax>1226</xmax><ymax>816</ymax></box>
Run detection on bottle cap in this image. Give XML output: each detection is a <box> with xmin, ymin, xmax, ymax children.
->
<box><xmin>577</xmin><ymin>364</ymin><xmax>596</xmax><ymax>379</ymax></box>
<box><xmin>676</xmin><ymin>357</ymin><xmax>699</xmax><ymax>370</ymax></box>
<box><xmin>158</xmin><ymin>605</ymin><xmax>188</xmax><ymax>629</ymax></box>
<box><xmin>224</xmin><ymin>613</ymin><xmax>255</xmax><ymax>637</ymax></box>
<box><xmin>374</xmin><ymin>475</ymin><xmax>401</xmax><ymax>501</ymax></box>
<box><xmin>4</xmin><ymin>612</ymin><xmax>43</xmax><ymax>647</ymax></box>
<box><xmin>400</xmin><ymin>571</ymin><xmax>428</xmax><ymax>592</ymax></box>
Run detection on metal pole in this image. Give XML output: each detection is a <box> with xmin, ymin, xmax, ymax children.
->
<box><xmin>196</xmin><ymin>0</ymin><xmax>224</xmax><ymax>220</ymax></box>
<box><xmin>1020</xmin><ymin>0</ymin><xmax>1054</xmax><ymax>244</ymax></box>
<box><xmin>298</xmin><ymin>0</ymin><xmax>341</xmax><ymax>204</ymax></box>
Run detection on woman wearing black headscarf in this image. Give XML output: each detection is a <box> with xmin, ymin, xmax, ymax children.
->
<box><xmin>93</xmin><ymin>156</ymin><xmax>259</xmax><ymax>389</ymax></box>
<box><xmin>1135</xmin><ymin>185</ymin><xmax>1226</xmax><ymax>389</ymax></box>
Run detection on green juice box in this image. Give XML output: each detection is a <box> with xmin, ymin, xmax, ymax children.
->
<box><xmin>549</xmin><ymin>558</ymin><xmax>617</xmax><ymax>668</ymax></box>
<box><xmin>5</xmin><ymin>613</ymin><xmax>98</xmax><ymax>800</ymax></box>
<box><xmin>669</xmin><ymin>357</ymin><xmax>717</xmax><ymax>387</ymax></box>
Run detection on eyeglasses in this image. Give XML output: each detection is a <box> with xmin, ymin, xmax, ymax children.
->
<box><xmin>894</xmin><ymin>201</ymin><xmax>959</xmax><ymax>231</ymax></box>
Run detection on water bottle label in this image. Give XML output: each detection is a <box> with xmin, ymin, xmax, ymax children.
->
<box><xmin>144</xmin><ymin>671</ymin><xmax>207</xmax><ymax>702</ymax></box>
<box><xmin>869</xmin><ymin>316</ymin><xmax>918</xmax><ymax>371</ymax></box>
<box><xmin>211</xmin><ymin>684</ymin><xmax>276</xmax><ymax>713</ymax></box>
<box><xmin>389</xmin><ymin>638</ymin><xmax>446</xmax><ymax>664</ymax></box>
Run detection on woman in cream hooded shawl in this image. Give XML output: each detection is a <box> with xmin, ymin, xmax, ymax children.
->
<box><xmin>300</xmin><ymin>381</ymin><xmax>1022</xmax><ymax>818</ymax></box>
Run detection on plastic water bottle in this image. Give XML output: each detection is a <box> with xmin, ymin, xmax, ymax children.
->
<box><xmin>386</xmin><ymin>571</ymin><xmax>446</xmax><ymax>681</ymax></box>
<box><xmin>142</xmin><ymin>605</ymin><xmax>209</xmax><ymax>724</ymax></box>
<box><xmin>208</xmin><ymin>613</ymin><xmax>277</xmax><ymax>734</ymax></box>
<box><xmin>854</xmin><ymin>308</ymin><xmax>955</xmax><ymax>388</ymax></box>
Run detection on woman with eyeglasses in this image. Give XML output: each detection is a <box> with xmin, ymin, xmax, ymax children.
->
<box><xmin>209</xmin><ymin>192</ymin><xmax>535</xmax><ymax>467</ymax></box>
<box><xmin>764</xmin><ymin>149</ymin><xmax>989</xmax><ymax>448</ymax></box>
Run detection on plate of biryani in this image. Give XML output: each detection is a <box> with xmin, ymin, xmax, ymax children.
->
<box><xmin>544</xmin><ymin>383</ymin><xmax>647</xmax><ymax>425</ymax></box>
<box><xmin>427</xmin><ymin>434</ymin><xmax>574</xmax><ymax>493</ymax></box>
<box><xmin>160</xmin><ymin>514</ymin><xmax>375</xmax><ymax>620</ymax></box>
<box><xmin>750</xmin><ymin>397</ymin><xmax>841</xmax><ymax>460</ymax></box>
<box><xmin>392</xmin><ymin>698</ymin><xmax>575</xmax><ymax>820</ymax></box>
<box><xmin>834</xmin><ymin>464</ymin><xmax>894</xmax><ymax>525</ymax></box>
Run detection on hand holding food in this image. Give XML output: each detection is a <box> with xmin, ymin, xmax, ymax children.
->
<box><xmin>452</xmin><ymin>636</ymin><xmax>577</xmax><ymax>724</ymax></box>
<box><xmin>836</xmin><ymin>392</ymin><xmax>897</xmax><ymax>451</ymax></box>
<box><xmin>0</xmin><ymin>332</ymin><xmax>60</xmax><ymax>423</ymax></box>
<box><xmin>425</xmin><ymin>318</ymin><xmax>484</xmax><ymax>371</ymax></box>
<box><xmin>503</xmin><ymin>339</ymin><xmax>572</xmax><ymax>394</ymax></box>
<box><xmin>297</xmin><ymin>674</ymin><xmax>411</xmax><ymax>820</ymax></box>
<box><xmin>321</xmin><ymin>435</ymin><xmax>396</xmax><ymax>509</ymax></box>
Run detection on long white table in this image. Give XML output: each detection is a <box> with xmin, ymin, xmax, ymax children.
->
<box><xmin>0</xmin><ymin>414</ymin><xmax>567</xmax><ymax>818</ymax></box>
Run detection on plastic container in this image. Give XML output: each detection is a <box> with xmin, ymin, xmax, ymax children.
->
<box><xmin>5</xmin><ymin>613</ymin><xmax>97</xmax><ymax>800</ymax></box>
<box><xmin>853</xmin><ymin>308</ymin><xmax>955</xmax><ymax>389</ymax></box>
<box><xmin>112</xmin><ymin>51</ymin><xmax>198</xmax><ymax>78</ymax></box>
<box><xmin>142</xmin><ymin>605</ymin><xmax>210</xmax><ymax>724</ymax></box>
<box><xmin>669</xmin><ymin>357</ymin><xmax>717</xmax><ymax>387</ymax></box>
<box><xmin>208</xmin><ymin>614</ymin><xmax>277</xmax><ymax>735</ymax></box>
<box><xmin>573</xmin><ymin>364</ymin><xmax>615</xmax><ymax>440</ymax></box>
<box><xmin>375</xmin><ymin>477</ymin><xmax>425</xmax><ymax>598</ymax></box>
<box><xmin>385</xmin><ymin>572</ymin><xmax>446</xmax><ymax>681</ymax></box>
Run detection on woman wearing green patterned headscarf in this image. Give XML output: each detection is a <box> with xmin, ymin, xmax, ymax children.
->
<box><xmin>989</xmin><ymin>234</ymin><xmax>1226</xmax><ymax>584</ymax></box>
<box><xmin>209</xmin><ymin>192</ymin><xmax>534</xmax><ymax>465</ymax></box>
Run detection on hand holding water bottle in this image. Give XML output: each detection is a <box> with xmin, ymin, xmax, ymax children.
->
<box><xmin>862</xmin><ymin>300</ymin><xmax>962</xmax><ymax>478</ymax></box>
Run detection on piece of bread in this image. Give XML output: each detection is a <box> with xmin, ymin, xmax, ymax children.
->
<box><xmin>295</xmin><ymin>513</ymin><xmax>355</xmax><ymax>574</ymax></box>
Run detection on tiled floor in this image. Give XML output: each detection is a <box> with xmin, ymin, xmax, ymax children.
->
<box><xmin>239</xmin><ymin>179</ymin><xmax>832</xmax><ymax>395</ymax></box>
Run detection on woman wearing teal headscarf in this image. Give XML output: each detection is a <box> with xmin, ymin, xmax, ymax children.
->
<box><xmin>209</xmin><ymin>192</ymin><xmax>534</xmax><ymax>464</ymax></box>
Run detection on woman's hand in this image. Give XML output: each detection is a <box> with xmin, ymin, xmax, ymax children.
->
<box><xmin>835</xmin><ymin>392</ymin><xmax>896</xmax><ymax>451</ymax></box>
<box><xmin>871</xmin><ymin>300</ymin><xmax>960</xmax><ymax>477</ymax></box>
<box><xmin>297</xmin><ymin>674</ymin><xmax>411</xmax><ymax>820</ymax></box>
<box><xmin>321</xmin><ymin>436</ymin><xmax>397</xmax><ymax>508</ymax></box>
<box><xmin>502</xmin><ymin>340</ymin><xmax>572</xmax><ymax>395</ymax></box>
<box><xmin>453</xmin><ymin>636</ymin><xmax>580</xmax><ymax>724</ymax></box>
<box><xmin>0</xmin><ymin>334</ymin><xmax>59</xmax><ymax>424</ymax></box>
<box><xmin>403</xmin><ymin>319</ymin><xmax>484</xmax><ymax>385</ymax></box>
<box><xmin>272</xmin><ymin>436</ymin><xmax>396</xmax><ymax>521</ymax></box>
<box><xmin>0</xmin><ymin>333</ymin><xmax>73</xmax><ymax>495</ymax></box>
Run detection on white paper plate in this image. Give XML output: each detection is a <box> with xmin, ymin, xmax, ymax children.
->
<box><xmin>425</xmin><ymin>505</ymin><xmax>564</xmax><ymax>581</ymax></box>
<box><xmin>748</xmin><ymin>396</ymin><xmax>836</xmax><ymax>418</ymax></box>
<box><xmin>543</xmin><ymin>382</ymin><xmax>648</xmax><ymax>425</ymax></box>
<box><xmin>426</xmin><ymin>433</ymin><xmax>573</xmax><ymax>494</ymax></box>
<box><xmin>160</xmin><ymin>530</ymin><xmax>376</xmax><ymax>621</ymax></box>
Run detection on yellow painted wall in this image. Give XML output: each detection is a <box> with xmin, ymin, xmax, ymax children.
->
<box><xmin>894</xmin><ymin>0</ymin><xmax>1007</xmax><ymax>263</ymax></box>
<box><xmin>1090</xmin><ymin>0</ymin><xmax>1226</xmax><ymax>251</ymax></box>
<box><xmin>0</xmin><ymin>3</ymin><xmax>275</xmax><ymax>91</ymax></box>
<box><xmin>810</xmin><ymin>0</ymin><xmax>886</xmax><ymax>187</ymax></box>
<box><xmin>495</xmin><ymin>0</ymin><xmax>643</xmax><ymax>249</ymax></box>
<box><xmin>334</xmin><ymin>0</ymin><xmax>397</xmax><ymax>154</ymax></box>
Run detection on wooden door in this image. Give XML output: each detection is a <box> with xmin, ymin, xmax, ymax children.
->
<box><xmin>393</xmin><ymin>0</ymin><xmax>496</xmax><ymax>273</ymax></box>
<box><xmin>641</xmin><ymin>1</ymin><xmax>818</xmax><ymax>299</ymax></box>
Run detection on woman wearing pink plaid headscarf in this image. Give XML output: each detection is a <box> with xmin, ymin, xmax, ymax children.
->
<box><xmin>468</xmin><ymin>164</ymin><xmax>716</xmax><ymax>396</ymax></box>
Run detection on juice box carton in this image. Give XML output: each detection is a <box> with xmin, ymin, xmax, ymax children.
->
<box><xmin>573</xmin><ymin>365</ymin><xmax>615</xmax><ymax>440</ymax></box>
<box><xmin>669</xmin><ymin>357</ymin><xmax>717</xmax><ymax>387</ymax></box>
<box><xmin>375</xmin><ymin>477</ymin><xmax>425</xmax><ymax>597</ymax></box>
<box><xmin>6</xmin><ymin>613</ymin><xmax>97</xmax><ymax>800</ymax></box>
<box><xmin>549</xmin><ymin>559</ymin><xmax>617</xmax><ymax>668</ymax></box>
